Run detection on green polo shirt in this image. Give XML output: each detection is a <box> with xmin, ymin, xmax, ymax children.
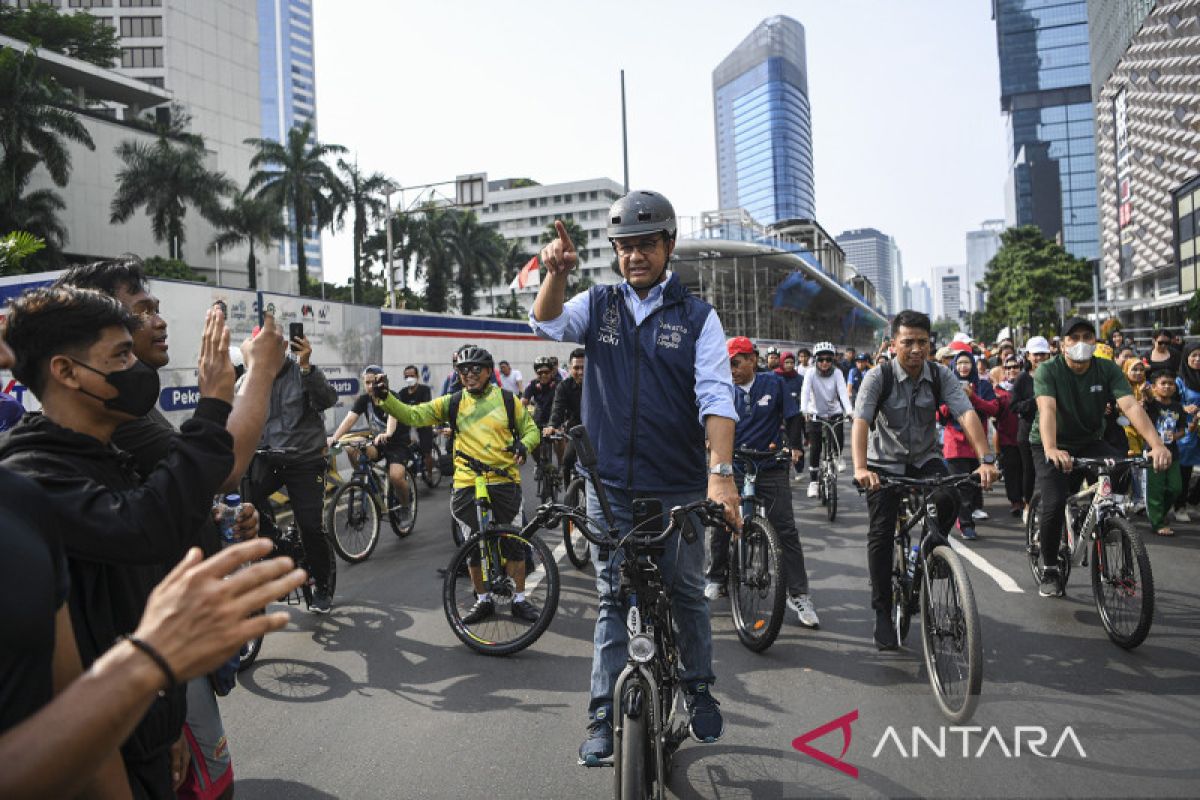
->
<box><xmin>1031</xmin><ymin>356</ymin><xmax>1130</xmax><ymax>450</ymax></box>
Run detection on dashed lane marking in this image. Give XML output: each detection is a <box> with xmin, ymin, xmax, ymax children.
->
<box><xmin>948</xmin><ymin>537</ymin><xmax>1025</xmax><ymax>593</ymax></box>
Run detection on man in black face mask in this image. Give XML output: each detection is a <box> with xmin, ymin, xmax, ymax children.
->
<box><xmin>0</xmin><ymin>287</ymin><xmax>240</xmax><ymax>799</ymax></box>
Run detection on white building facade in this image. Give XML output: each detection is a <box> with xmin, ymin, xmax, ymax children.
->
<box><xmin>932</xmin><ymin>265</ymin><xmax>965</xmax><ymax>324</ymax></box>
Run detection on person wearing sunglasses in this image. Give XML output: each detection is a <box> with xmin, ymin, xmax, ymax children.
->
<box><xmin>524</xmin><ymin>356</ymin><xmax>561</xmax><ymax>465</ymax></box>
<box><xmin>799</xmin><ymin>342</ymin><xmax>851</xmax><ymax>499</ymax></box>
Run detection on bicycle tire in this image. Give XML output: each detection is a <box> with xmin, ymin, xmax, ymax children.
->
<box><xmin>562</xmin><ymin>476</ymin><xmax>591</xmax><ymax>570</ymax></box>
<box><xmin>1091</xmin><ymin>516</ymin><xmax>1154</xmax><ymax>649</ymax></box>
<box><xmin>1025</xmin><ymin>491</ymin><xmax>1044</xmax><ymax>585</ymax></box>
<box><xmin>387</xmin><ymin>470</ymin><xmax>418</xmax><ymax>538</ymax></box>
<box><xmin>825</xmin><ymin>469</ymin><xmax>838</xmax><ymax>522</ymax></box>
<box><xmin>422</xmin><ymin>444</ymin><xmax>444</xmax><ymax>489</ymax></box>
<box><xmin>891</xmin><ymin>541</ymin><xmax>912</xmax><ymax>642</ymax></box>
<box><xmin>727</xmin><ymin>515</ymin><xmax>786</xmax><ymax>652</ymax></box>
<box><xmin>920</xmin><ymin>545</ymin><xmax>982</xmax><ymax>724</ymax></box>
<box><xmin>237</xmin><ymin>610</ymin><xmax>265</xmax><ymax>673</ymax></box>
<box><xmin>324</xmin><ymin>479</ymin><xmax>381</xmax><ymax>563</ymax></box>
<box><xmin>617</xmin><ymin>681</ymin><xmax>652</xmax><ymax>800</ymax></box>
<box><xmin>442</xmin><ymin>526</ymin><xmax>559</xmax><ymax>656</ymax></box>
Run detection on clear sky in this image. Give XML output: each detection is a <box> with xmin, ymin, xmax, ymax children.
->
<box><xmin>313</xmin><ymin>0</ymin><xmax>1008</xmax><ymax>294</ymax></box>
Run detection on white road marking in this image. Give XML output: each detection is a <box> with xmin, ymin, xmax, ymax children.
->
<box><xmin>524</xmin><ymin>538</ymin><xmax>568</xmax><ymax>594</ymax></box>
<box><xmin>948</xmin><ymin>538</ymin><xmax>1025</xmax><ymax>593</ymax></box>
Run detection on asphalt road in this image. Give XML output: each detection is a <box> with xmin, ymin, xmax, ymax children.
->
<box><xmin>222</xmin><ymin>467</ymin><xmax>1200</xmax><ymax>799</ymax></box>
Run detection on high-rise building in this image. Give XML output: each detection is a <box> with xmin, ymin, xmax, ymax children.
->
<box><xmin>993</xmin><ymin>0</ymin><xmax>1099</xmax><ymax>261</ymax></box>
<box><xmin>965</xmin><ymin>219</ymin><xmax>1005</xmax><ymax>317</ymax></box>
<box><xmin>713</xmin><ymin>15</ymin><xmax>815</xmax><ymax>226</ymax></box>
<box><xmin>932</xmin><ymin>265</ymin><xmax>966</xmax><ymax>324</ymax></box>
<box><xmin>476</xmin><ymin>177</ymin><xmax>626</xmax><ymax>314</ymax></box>
<box><xmin>836</xmin><ymin>228</ymin><xmax>900</xmax><ymax>314</ymax></box>
<box><xmin>257</xmin><ymin>0</ymin><xmax>322</xmax><ymax>280</ymax></box>
<box><xmin>905</xmin><ymin>280</ymin><xmax>933</xmax><ymax>316</ymax></box>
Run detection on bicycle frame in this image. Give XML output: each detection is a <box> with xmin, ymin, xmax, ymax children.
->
<box><xmin>1060</xmin><ymin>468</ymin><xmax>1127</xmax><ymax>578</ymax></box>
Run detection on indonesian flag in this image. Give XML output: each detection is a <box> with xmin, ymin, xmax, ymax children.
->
<box><xmin>509</xmin><ymin>256</ymin><xmax>541</xmax><ymax>291</ymax></box>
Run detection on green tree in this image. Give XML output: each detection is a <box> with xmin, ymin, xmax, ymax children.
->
<box><xmin>141</xmin><ymin>256</ymin><xmax>207</xmax><ymax>283</ymax></box>
<box><xmin>0</xmin><ymin>5</ymin><xmax>121</xmax><ymax>67</ymax></box>
<box><xmin>245</xmin><ymin>120</ymin><xmax>347</xmax><ymax>296</ymax></box>
<box><xmin>334</xmin><ymin>159</ymin><xmax>392</xmax><ymax>303</ymax></box>
<box><xmin>207</xmin><ymin>188</ymin><xmax>286</xmax><ymax>290</ymax></box>
<box><xmin>496</xmin><ymin>290</ymin><xmax>526</xmax><ymax>320</ymax></box>
<box><xmin>931</xmin><ymin>317</ymin><xmax>960</xmax><ymax>344</ymax></box>
<box><xmin>110</xmin><ymin>133</ymin><xmax>234</xmax><ymax>260</ymax></box>
<box><xmin>0</xmin><ymin>230</ymin><xmax>44</xmax><ymax>275</ymax></box>
<box><xmin>977</xmin><ymin>225</ymin><xmax>1092</xmax><ymax>339</ymax></box>
<box><xmin>409</xmin><ymin>206</ymin><xmax>455</xmax><ymax>313</ymax></box>
<box><xmin>448</xmin><ymin>210</ymin><xmax>503</xmax><ymax>315</ymax></box>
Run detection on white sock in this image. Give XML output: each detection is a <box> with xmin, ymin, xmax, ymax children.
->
<box><xmin>514</xmin><ymin>592</ymin><xmax>526</xmax><ymax>603</ymax></box>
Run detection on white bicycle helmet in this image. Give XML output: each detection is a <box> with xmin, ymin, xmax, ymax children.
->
<box><xmin>813</xmin><ymin>341</ymin><xmax>836</xmax><ymax>357</ymax></box>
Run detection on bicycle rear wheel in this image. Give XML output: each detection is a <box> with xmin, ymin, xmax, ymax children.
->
<box><xmin>1091</xmin><ymin>516</ymin><xmax>1154</xmax><ymax>649</ymax></box>
<box><xmin>237</xmin><ymin>610</ymin><xmax>265</xmax><ymax>673</ymax></box>
<box><xmin>562</xmin><ymin>476</ymin><xmax>591</xmax><ymax>570</ymax></box>
<box><xmin>891</xmin><ymin>540</ymin><xmax>912</xmax><ymax>643</ymax></box>
<box><xmin>442</xmin><ymin>527</ymin><xmax>559</xmax><ymax>656</ymax></box>
<box><xmin>728</xmin><ymin>515</ymin><xmax>786</xmax><ymax>652</ymax></box>
<box><xmin>920</xmin><ymin>545</ymin><xmax>982</xmax><ymax>724</ymax></box>
<box><xmin>617</xmin><ymin>679</ymin><xmax>653</xmax><ymax>800</ymax></box>
<box><xmin>422</xmin><ymin>444</ymin><xmax>444</xmax><ymax>489</ymax></box>
<box><xmin>324</xmin><ymin>479</ymin><xmax>381</xmax><ymax>563</ymax></box>
<box><xmin>387</xmin><ymin>470</ymin><xmax>418</xmax><ymax>538</ymax></box>
<box><xmin>1025</xmin><ymin>491</ymin><xmax>1044</xmax><ymax>585</ymax></box>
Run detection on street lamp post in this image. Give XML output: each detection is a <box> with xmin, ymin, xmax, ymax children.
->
<box><xmin>383</xmin><ymin>187</ymin><xmax>397</xmax><ymax>309</ymax></box>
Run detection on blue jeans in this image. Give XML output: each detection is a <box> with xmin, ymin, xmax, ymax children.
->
<box><xmin>586</xmin><ymin>482</ymin><xmax>715</xmax><ymax>718</ymax></box>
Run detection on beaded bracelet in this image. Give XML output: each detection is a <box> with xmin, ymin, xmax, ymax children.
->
<box><xmin>118</xmin><ymin>634</ymin><xmax>179</xmax><ymax>697</ymax></box>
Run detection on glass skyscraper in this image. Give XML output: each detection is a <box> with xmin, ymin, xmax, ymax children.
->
<box><xmin>994</xmin><ymin>0</ymin><xmax>1098</xmax><ymax>261</ymax></box>
<box><xmin>713</xmin><ymin>15</ymin><xmax>815</xmax><ymax>226</ymax></box>
<box><xmin>258</xmin><ymin>0</ymin><xmax>322</xmax><ymax>278</ymax></box>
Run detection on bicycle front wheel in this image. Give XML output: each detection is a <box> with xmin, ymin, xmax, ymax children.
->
<box><xmin>825</xmin><ymin>468</ymin><xmax>838</xmax><ymax>522</ymax></box>
<box><xmin>442</xmin><ymin>527</ymin><xmax>559</xmax><ymax>656</ymax></box>
<box><xmin>1025</xmin><ymin>491</ymin><xmax>1044</xmax><ymax>586</ymax></box>
<box><xmin>728</xmin><ymin>515</ymin><xmax>786</xmax><ymax>652</ymax></box>
<box><xmin>325</xmin><ymin>480</ymin><xmax>381</xmax><ymax>563</ymax></box>
<box><xmin>237</xmin><ymin>610</ymin><xmax>265</xmax><ymax>673</ymax></box>
<box><xmin>387</xmin><ymin>470</ymin><xmax>418</xmax><ymax>538</ymax></box>
<box><xmin>920</xmin><ymin>545</ymin><xmax>982</xmax><ymax>724</ymax></box>
<box><xmin>1091</xmin><ymin>516</ymin><xmax>1154</xmax><ymax>649</ymax></box>
<box><xmin>616</xmin><ymin>680</ymin><xmax>653</xmax><ymax>800</ymax></box>
<box><xmin>562</xmin><ymin>476</ymin><xmax>591</xmax><ymax>570</ymax></box>
<box><xmin>891</xmin><ymin>540</ymin><xmax>912</xmax><ymax>643</ymax></box>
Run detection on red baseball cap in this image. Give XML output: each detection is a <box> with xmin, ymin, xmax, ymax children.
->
<box><xmin>949</xmin><ymin>341</ymin><xmax>973</xmax><ymax>354</ymax></box>
<box><xmin>727</xmin><ymin>336</ymin><xmax>755</xmax><ymax>358</ymax></box>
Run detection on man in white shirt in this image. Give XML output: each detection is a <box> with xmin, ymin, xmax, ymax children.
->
<box><xmin>496</xmin><ymin>360</ymin><xmax>524</xmax><ymax>394</ymax></box>
<box><xmin>799</xmin><ymin>341</ymin><xmax>851</xmax><ymax>498</ymax></box>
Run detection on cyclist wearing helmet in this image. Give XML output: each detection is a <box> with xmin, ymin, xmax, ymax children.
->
<box><xmin>441</xmin><ymin>343</ymin><xmax>498</xmax><ymax>396</ymax></box>
<box><xmin>799</xmin><ymin>342</ymin><xmax>851</xmax><ymax>499</ymax></box>
<box><xmin>764</xmin><ymin>345</ymin><xmax>781</xmax><ymax>372</ymax></box>
<box><xmin>530</xmin><ymin>190</ymin><xmax>739</xmax><ymax>764</ymax></box>
<box><xmin>373</xmin><ymin>346</ymin><xmax>542</xmax><ymax>622</ymax></box>
<box><xmin>525</xmin><ymin>356</ymin><xmax>562</xmax><ymax>466</ymax></box>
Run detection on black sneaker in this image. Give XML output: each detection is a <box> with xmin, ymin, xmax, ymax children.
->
<box><xmin>578</xmin><ymin>708</ymin><xmax>614</xmax><ymax>766</ymax></box>
<box><xmin>310</xmin><ymin>586</ymin><xmax>332</xmax><ymax>615</ymax></box>
<box><xmin>685</xmin><ymin>683</ymin><xmax>723</xmax><ymax>743</ymax></box>
<box><xmin>393</xmin><ymin>505</ymin><xmax>411</xmax><ymax>525</ymax></box>
<box><xmin>874</xmin><ymin>609</ymin><xmax>898</xmax><ymax>651</ymax></box>
<box><xmin>511</xmin><ymin>599</ymin><xmax>540</xmax><ymax>623</ymax></box>
<box><xmin>462</xmin><ymin>597</ymin><xmax>495</xmax><ymax>624</ymax></box>
<box><xmin>1039</xmin><ymin>567</ymin><xmax>1062</xmax><ymax>598</ymax></box>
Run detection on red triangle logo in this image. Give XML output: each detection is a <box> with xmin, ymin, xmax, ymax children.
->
<box><xmin>792</xmin><ymin>709</ymin><xmax>859</xmax><ymax>778</ymax></box>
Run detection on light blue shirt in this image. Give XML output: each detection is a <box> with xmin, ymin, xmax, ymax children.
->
<box><xmin>530</xmin><ymin>272</ymin><xmax>737</xmax><ymax>424</ymax></box>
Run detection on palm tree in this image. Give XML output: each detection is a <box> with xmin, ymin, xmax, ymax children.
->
<box><xmin>409</xmin><ymin>206</ymin><xmax>455</xmax><ymax>313</ymax></box>
<box><xmin>110</xmin><ymin>135</ymin><xmax>235</xmax><ymax>260</ymax></box>
<box><xmin>207</xmin><ymin>188</ymin><xmax>286</xmax><ymax>289</ymax></box>
<box><xmin>0</xmin><ymin>185</ymin><xmax>67</xmax><ymax>265</ymax></box>
<box><xmin>245</xmin><ymin>121</ymin><xmax>346</xmax><ymax>296</ymax></box>
<box><xmin>334</xmin><ymin>158</ymin><xmax>393</xmax><ymax>303</ymax></box>
<box><xmin>447</xmin><ymin>210</ymin><xmax>503</xmax><ymax>315</ymax></box>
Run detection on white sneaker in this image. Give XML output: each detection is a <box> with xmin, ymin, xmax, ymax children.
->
<box><xmin>806</xmin><ymin>481</ymin><xmax>820</xmax><ymax>498</ymax></box>
<box><xmin>1022</xmin><ymin>507</ymin><xmax>1029</xmax><ymax>525</ymax></box>
<box><xmin>792</xmin><ymin>472</ymin><xmax>804</xmax><ymax>483</ymax></box>
<box><xmin>786</xmin><ymin>594</ymin><xmax>820</xmax><ymax>628</ymax></box>
<box><xmin>1174</xmin><ymin>509</ymin><xmax>1191</xmax><ymax>523</ymax></box>
<box><xmin>703</xmin><ymin>581</ymin><xmax>724</xmax><ymax>601</ymax></box>
<box><xmin>971</xmin><ymin>509</ymin><xmax>989</xmax><ymax>521</ymax></box>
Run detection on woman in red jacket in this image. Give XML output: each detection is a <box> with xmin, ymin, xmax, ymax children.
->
<box><xmin>939</xmin><ymin>348</ymin><xmax>1003</xmax><ymax>540</ymax></box>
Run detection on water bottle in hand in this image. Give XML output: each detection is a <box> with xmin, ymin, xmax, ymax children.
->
<box><xmin>217</xmin><ymin>493</ymin><xmax>242</xmax><ymax>547</ymax></box>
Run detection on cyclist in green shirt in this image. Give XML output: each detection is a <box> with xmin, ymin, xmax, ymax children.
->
<box><xmin>1032</xmin><ymin>317</ymin><xmax>1170</xmax><ymax>596</ymax></box>
<box><xmin>374</xmin><ymin>346</ymin><xmax>543</xmax><ymax>622</ymax></box>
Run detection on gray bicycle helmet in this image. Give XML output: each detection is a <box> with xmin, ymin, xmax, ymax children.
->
<box><xmin>606</xmin><ymin>190</ymin><xmax>677</xmax><ymax>240</ymax></box>
<box><xmin>456</xmin><ymin>345</ymin><xmax>494</xmax><ymax>370</ymax></box>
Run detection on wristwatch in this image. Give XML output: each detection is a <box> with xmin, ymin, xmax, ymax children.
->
<box><xmin>981</xmin><ymin>454</ymin><xmax>997</xmax><ymax>465</ymax></box>
<box><xmin>709</xmin><ymin>463</ymin><xmax>734</xmax><ymax>477</ymax></box>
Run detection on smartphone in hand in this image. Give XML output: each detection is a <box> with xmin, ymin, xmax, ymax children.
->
<box><xmin>289</xmin><ymin>322</ymin><xmax>304</xmax><ymax>350</ymax></box>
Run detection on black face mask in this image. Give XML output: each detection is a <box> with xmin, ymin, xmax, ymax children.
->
<box><xmin>73</xmin><ymin>359</ymin><xmax>160</xmax><ymax>418</ymax></box>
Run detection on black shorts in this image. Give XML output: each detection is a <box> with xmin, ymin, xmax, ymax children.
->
<box><xmin>415</xmin><ymin>427</ymin><xmax>434</xmax><ymax>454</ymax></box>
<box><xmin>451</xmin><ymin>483</ymin><xmax>525</xmax><ymax>561</ymax></box>
<box><xmin>378</xmin><ymin>442</ymin><xmax>411</xmax><ymax>466</ymax></box>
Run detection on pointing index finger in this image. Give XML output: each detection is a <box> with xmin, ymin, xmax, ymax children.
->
<box><xmin>555</xmin><ymin>220</ymin><xmax>575</xmax><ymax>252</ymax></box>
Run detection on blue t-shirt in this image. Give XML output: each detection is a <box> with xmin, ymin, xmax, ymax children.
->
<box><xmin>734</xmin><ymin>372</ymin><xmax>800</xmax><ymax>459</ymax></box>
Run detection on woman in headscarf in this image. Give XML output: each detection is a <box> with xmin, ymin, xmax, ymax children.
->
<box><xmin>991</xmin><ymin>359</ymin><xmax>1024</xmax><ymax>517</ymax></box>
<box><xmin>1173</xmin><ymin>342</ymin><xmax>1200</xmax><ymax>517</ymax></box>
<box><xmin>1013</xmin><ymin>336</ymin><xmax>1052</xmax><ymax>520</ymax></box>
<box><xmin>938</xmin><ymin>348</ymin><xmax>1001</xmax><ymax>540</ymax></box>
<box><xmin>774</xmin><ymin>351</ymin><xmax>806</xmax><ymax>477</ymax></box>
<box><xmin>1121</xmin><ymin>357</ymin><xmax>1149</xmax><ymax>512</ymax></box>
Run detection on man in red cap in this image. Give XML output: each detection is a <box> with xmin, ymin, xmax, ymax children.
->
<box><xmin>707</xmin><ymin>337</ymin><xmax>819</xmax><ymax>626</ymax></box>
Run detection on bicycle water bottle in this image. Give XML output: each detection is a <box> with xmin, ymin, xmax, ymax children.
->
<box><xmin>216</xmin><ymin>493</ymin><xmax>242</xmax><ymax>547</ymax></box>
<box><xmin>906</xmin><ymin>543</ymin><xmax>919</xmax><ymax>579</ymax></box>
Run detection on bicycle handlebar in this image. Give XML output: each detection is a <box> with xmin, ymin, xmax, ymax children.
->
<box><xmin>545</xmin><ymin>497</ymin><xmax>729</xmax><ymax>550</ymax></box>
<box><xmin>734</xmin><ymin>446</ymin><xmax>791</xmax><ymax>461</ymax></box>
<box><xmin>1053</xmin><ymin>456</ymin><xmax>1147</xmax><ymax>471</ymax></box>
<box><xmin>854</xmin><ymin>472</ymin><xmax>981</xmax><ymax>494</ymax></box>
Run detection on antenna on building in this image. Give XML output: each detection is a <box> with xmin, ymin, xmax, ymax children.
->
<box><xmin>620</xmin><ymin>69</ymin><xmax>629</xmax><ymax>192</ymax></box>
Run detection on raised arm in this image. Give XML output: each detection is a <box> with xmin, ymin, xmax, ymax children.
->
<box><xmin>221</xmin><ymin>313</ymin><xmax>287</xmax><ymax>492</ymax></box>
<box><xmin>532</xmin><ymin>220</ymin><xmax>577</xmax><ymax>324</ymax></box>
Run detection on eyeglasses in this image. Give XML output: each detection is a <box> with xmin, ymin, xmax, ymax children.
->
<box><xmin>456</xmin><ymin>364</ymin><xmax>485</xmax><ymax>376</ymax></box>
<box><xmin>816</xmin><ymin>356</ymin><xmax>834</xmax><ymax>363</ymax></box>
<box><xmin>613</xmin><ymin>237</ymin><xmax>662</xmax><ymax>257</ymax></box>
<box><xmin>1005</xmin><ymin>365</ymin><xmax>1020</xmax><ymax>370</ymax></box>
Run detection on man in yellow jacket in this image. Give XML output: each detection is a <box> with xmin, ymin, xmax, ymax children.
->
<box><xmin>374</xmin><ymin>345</ymin><xmax>542</xmax><ymax>622</ymax></box>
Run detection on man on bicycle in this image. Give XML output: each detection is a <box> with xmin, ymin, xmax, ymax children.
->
<box><xmin>707</xmin><ymin>337</ymin><xmax>818</xmax><ymax>627</ymax></box>
<box><xmin>372</xmin><ymin>346</ymin><xmax>543</xmax><ymax>622</ymax></box>
<box><xmin>546</xmin><ymin>348</ymin><xmax>585</xmax><ymax>476</ymax></box>
<box><xmin>1033</xmin><ymin>316</ymin><xmax>1170</xmax><ymax>596</ymax></box>
<box><xmin>799</xmin><ymin>342</ymin><xmax>851</xmax><ymax>499</ymax></box>
<box><xmin>327</xmin><ymin>366</ymin><xmax>413</xmax><ymax>524</ymax></box>
<box><xmin>530</xmin><ymin>190</ymin><xmax>739</xmax><ymax>764</ymax></box>
<box><xmin>524</xmin><ymin>356</ymin><xmax>561</xmax><ymax>464</ymax></box>
<box><xmin>852</xmin><ymin>310</ymin><xmax>997</xmax><ymax>650</ymax></box>
<box><xmin>400</xmin><ymin>364</ymin><xmax>435</xmax><ymax>477</ymax></box>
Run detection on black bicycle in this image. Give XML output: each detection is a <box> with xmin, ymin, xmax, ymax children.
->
<box><xmin>815</xmin><ymin>415</ymin><xmax>844</xmax><ymax>522</ymax></box>
<box><xmin>539</xmin><ymin>426</ymin><xmax>731</xmax><ymax>799</ymax></box>
<box><xmin>325</xmin><ymin>433</ymin><xmax>417</xmax><ymax>563</ymax></box>
<box><xmin>1026</xmin><ymin>456</ymin><xmax>1154</xmax><ymax>649</ymax></box>
<box><xmin>859</xmin><ymin>472</ymin><xmax>983</xmax><ymax>723</ymax></box>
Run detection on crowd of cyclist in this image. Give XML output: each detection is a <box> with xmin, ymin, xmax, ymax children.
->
<box><xmin>0</xmin><ymin>185</ymin><xmax>1185</xmax><ymax>798</ymax></box>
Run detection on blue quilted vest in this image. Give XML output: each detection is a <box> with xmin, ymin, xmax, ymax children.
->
<box><xmin>581</xmin><ymin>274</ymin><xmax>713</xmax><ymax>493</ymax></box>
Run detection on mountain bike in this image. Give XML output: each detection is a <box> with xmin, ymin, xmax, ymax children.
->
<box><xmin>535</xmin><ymin>432</ymin><xmax>567</xmax><ymax>503</ymax></box>
<box><xmin>540</xmin><ymin>426</ymin><xmax>732</xmax><ymax>799</ymax></box>
<box><xmin>859</xmin><ymin>472</ymin><xmax>983</xmax><ymax>723</ymax></box>
<box><xmin>1025</xmin><ymin>456</ymin><xmax>1154</xmax><ymax>649</ymax></box>
<box><xmin>324</xmin><ymin>433</ymin><xmax>417</xmax><ymax>563</ymax></box>
<box><xmin>442</xmin><ymin>451</ymin><xmax>560</xmax><ymax>656</ymax></box>
<box><xmin>560</xmin><ymin>454</ymin><xmax>591</xmax><ymax>570</ymax></box>
<box><xmin>715</xmin><ymin>447</ymin><xmax>789</xmax><ymax>652</ymax></box>
<box><xmin>815</xmin><ymin>415</ymin><xmax>844</xmax><ymax>522</ymax></box>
